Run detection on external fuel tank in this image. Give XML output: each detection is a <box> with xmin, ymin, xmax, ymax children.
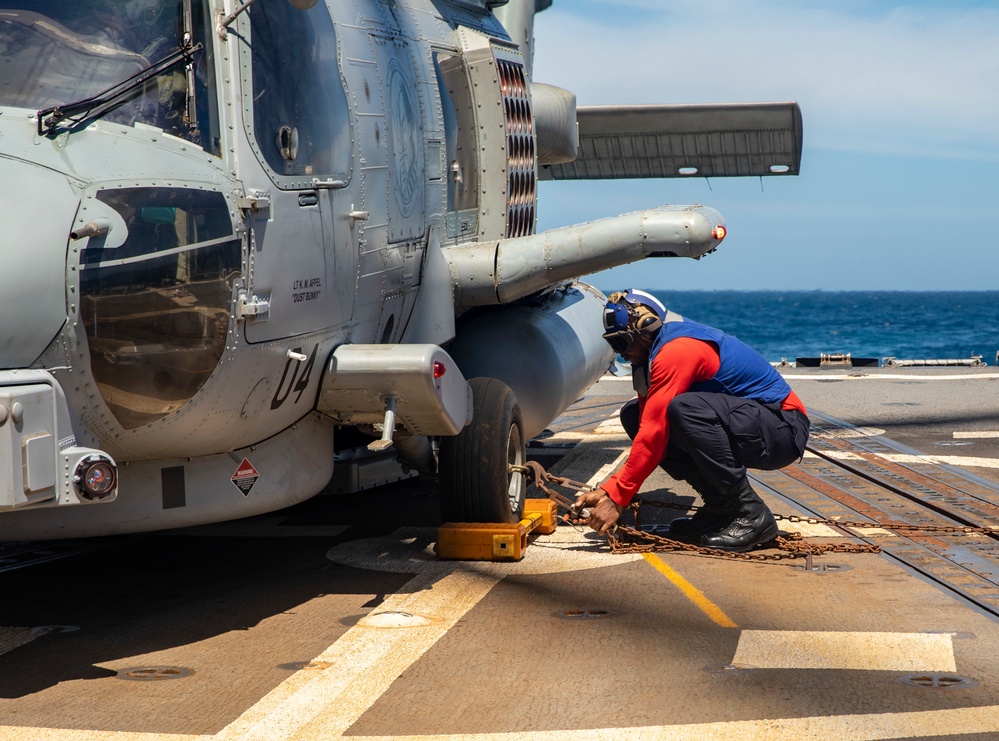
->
<box><xmin>446</xmin><ymin>283</ymin><xmax>614</xmax><ymax>440</ymax></box>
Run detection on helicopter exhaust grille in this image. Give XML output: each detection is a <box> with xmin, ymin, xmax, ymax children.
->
<box><xmin>496</xmin><ymin>58</ymin><xmax>537</xmax><ymax>239</ymax></box>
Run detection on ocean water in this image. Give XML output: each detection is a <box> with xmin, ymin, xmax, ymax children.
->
<box><xmin>620</xmin><ymin>290</ymin><xmax>999</xmax><ymax>365</ymax></box>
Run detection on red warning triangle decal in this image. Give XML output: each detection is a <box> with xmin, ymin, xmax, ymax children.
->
<box><xmin>231</xmin><ymin>458</ymin><xmax>260</xmax><ymax>496</ymax></box>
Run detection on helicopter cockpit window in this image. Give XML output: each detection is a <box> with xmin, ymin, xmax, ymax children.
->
<box><xmin>243</xmin><ymin>1</ymin><xmax>351</xmax><ymax>182</ymax></box>
<box><xmin>80</xmin><ymin>188</ymin><xmax>240</xmax><ymax>429</ymax></box>
<box><xmin>0</xmin><ymin>0</ymin><xmax>220</xmax><ymax>154</ymax></box>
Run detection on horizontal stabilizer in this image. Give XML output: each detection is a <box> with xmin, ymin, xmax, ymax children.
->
<box><xmin>539</xmin><ymin>102</ymin><xmax>802</xmax><ymax>180</ymax></box>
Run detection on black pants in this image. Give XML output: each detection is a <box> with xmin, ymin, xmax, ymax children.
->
<box><xmin>620</xmin><ymin>392</ymin><xmax>810</xmax><ymax>491</ymax></box>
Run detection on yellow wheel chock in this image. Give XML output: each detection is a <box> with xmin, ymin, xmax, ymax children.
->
<box><xmin>435</xmin><ymin>499</ymin><xmax>559</xmax><ymax>561</ymax></box>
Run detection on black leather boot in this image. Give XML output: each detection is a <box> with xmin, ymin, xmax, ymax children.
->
<box><xmin>699</xmin><ymin>479</ymin><xmax>778</xmax><ymax>552</ymax></box>
<box><xmin>668</xmin><ymin>475</ymin><xmax>737</xmax><ymax>538</ymax></box>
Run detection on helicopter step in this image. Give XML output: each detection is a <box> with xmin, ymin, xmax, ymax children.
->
<box><xmin>435</xmin><ymin>498</ymin><xmax>558</xmax><ymax>561</ymax></box>
<box><xmin>318</xmin><ymin>344</ymin><xmax>472</xmax><ymax>438</ymax></box>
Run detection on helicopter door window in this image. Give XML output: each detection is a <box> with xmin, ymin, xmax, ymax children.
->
<box><xmin>241</xmin><ymin>0</ymin><xmax>350</xmax><ymax>183</ymax></box>
<box><xmin>0</xmin><ymin>1</ymin><xmax>220</xmax><ymax>155</ymax></box>
<box><xmin>79</xmin><ymin>187</ymin><xmax>240</xmax><ymax>429</ymax></box>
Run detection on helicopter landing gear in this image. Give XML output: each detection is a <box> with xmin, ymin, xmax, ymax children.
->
<box><xmin>439</xmin><ymin>377</ymin><xmax>526</xmax><ymax>523</ymax></box>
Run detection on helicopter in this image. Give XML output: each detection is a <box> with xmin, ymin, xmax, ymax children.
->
<box><xmin>0</xmin><ymin>0</ymin><xmax>801</xmax><ymax>540</ymax></box>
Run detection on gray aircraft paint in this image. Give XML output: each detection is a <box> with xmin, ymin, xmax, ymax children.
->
<box><xmin>0</xmin><ymin>0</ymin><xmax>799</xmax><ymax>539</ymax></box>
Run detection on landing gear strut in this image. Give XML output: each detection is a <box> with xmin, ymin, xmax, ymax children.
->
<box><xmin>439</xmin><ymin>377</ymin><xmax>526</xmax><ymax>523</ymax></box>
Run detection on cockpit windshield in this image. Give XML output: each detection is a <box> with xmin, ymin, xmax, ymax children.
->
<box><xmin>0</xmin><ymin>0</ymin><xmax>220</xmax><ymax>153</ymax></box>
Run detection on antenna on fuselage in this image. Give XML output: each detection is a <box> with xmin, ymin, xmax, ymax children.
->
<box><xmin>216</xmin><ymin>0</ymin><xmax>319</xmax><ymax>39</ymax></box>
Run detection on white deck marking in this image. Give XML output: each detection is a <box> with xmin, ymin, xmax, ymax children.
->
<box><xmin>779</xmin><ymin>520</ymin><xmax>845</xmax><ymax>537</ymax></box>
<box><xmin>216</xmin><ymin>527</ymin><xmax>642</xmax><ymax>741</ymax></box>
<box><xmin>327</xmin><ymin>527</ymin><xmax>642</xmax><ymax>577</ymax></box>
<box><xmin>334</xmin><ymin>706</ymin><xmax>999</xmax><ymax>740</ymax></box>
<box><xmin>8</xmin><ymin>708</ymin><xmax>999</xmax><ymax>741</ymax></box>
<box><xmin>592</xmin><ymin>417</ymin><xmax>626</xmax><ymax>435</ymax></box>
<box><xmin>216</xmin><ymin>566</ymin><xmax>500</xmax><ymax>741</ymax></box>
<box><xmin>732</xmin><ymin>630</ymin><xmax>956</xmax><ymax>671</ymax></box>
<box><xmin>954</xmin><ymin>430</ymin><xmax>999</xmax><ymax>438</ymax></box>
<box><xmin>810</xmin><ymin>427</ymin><xmax>886</xmax><ymax>439</ymax></box>
<box><xmin>924</xmin><ymin>455</ymin><xmax>999</xmax><ymax>469</ymax></box>
<box><xmin>0</xmin><ymin>532</ymin><xmax>986</xmax><ymax>741</ymax></box>
<box><xmin>840</xmin><ymin>525</ymin><xmax>899</xmax><ymax>536</ymax></box>
<box><xmin>781</xmin><ymin>373</ymin><xmax>999</xmax><ymax>381</ymax></box>
<box><xmin>816</xmin><ymin>447</ymin><xmax>999</xmax><ymax>469</ymax></box>
<box><xmin>585</xmin><ymin>449</ymin><xmax>629</xmax><ymax>488</ymax></box>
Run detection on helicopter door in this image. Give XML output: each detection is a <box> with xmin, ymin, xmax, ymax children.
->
<box><xmin>237</xmin><ymin>0</ymin><xmax>354</xmax><ymax>344</ymax></box>
<box><xmin>337</xmin><ymin>24</ymin><xmax>428</xmax><ymax>347</ymax></box>
<box><xmin>434</xmin><ymin>51</ymin><xmax>479</xmax><ymax>242</ymax></box>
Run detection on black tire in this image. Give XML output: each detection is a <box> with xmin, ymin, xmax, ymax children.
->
<box><xmin>439</xmin><ymin>377</ymin><xmax>526</xmax><ymax>523</ymax></box>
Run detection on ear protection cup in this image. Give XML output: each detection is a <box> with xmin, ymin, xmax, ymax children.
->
<box><xmin>636</xmin><ymin>314</ymin><xmax>662</xmax><ymax>335</ymax></box>
<box><xmin>632</xmin><ymin>302</ymin><xmax>662</xmax><ymax>337</ymax></box>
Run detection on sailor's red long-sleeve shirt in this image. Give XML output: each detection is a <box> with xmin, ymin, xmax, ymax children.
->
<box><xmin>600</xmin><ymin>337</ymin><xmax>806</xmax><ymax>507</ymax></box>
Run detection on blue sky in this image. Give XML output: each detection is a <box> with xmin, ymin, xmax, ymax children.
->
<box><xmin>531</xmin><ymin>0</ymin><xmax>999</xmax><ymax>291</ymax></box>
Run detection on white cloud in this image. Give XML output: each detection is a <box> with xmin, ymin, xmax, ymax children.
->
<box><xmin>533</xmin><ymin>1</ymin><xmax>999</xmax><ymax>161</ymax></box>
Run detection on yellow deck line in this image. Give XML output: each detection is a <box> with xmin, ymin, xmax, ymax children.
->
<box><xmin>642</xmin><ymin>553</ymin><xmax>738</xmax><ymax>628</ymax></box>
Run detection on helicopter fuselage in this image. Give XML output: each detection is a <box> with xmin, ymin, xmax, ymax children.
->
<box><xmin>0</xmin><ymin>0</ymin><xmax>733</xmax><ymax>539</ymax></box>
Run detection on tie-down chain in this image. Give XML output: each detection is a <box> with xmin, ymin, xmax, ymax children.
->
<box><xmin>513</xmin><ymin>460</ymin><xmax>999</xmax><ymax>563</ymax></box>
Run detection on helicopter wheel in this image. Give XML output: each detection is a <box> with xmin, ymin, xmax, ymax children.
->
<box><xmin>439</xmin><ymin>377</ymin><xmax>526</xmax><ymax>523</ymax></box>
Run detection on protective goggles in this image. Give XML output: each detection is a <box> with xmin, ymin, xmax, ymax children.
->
<box><xmin>602</xmin><ymin>329</ymin><xmax>638</xmax><ymax>355</ymax></box>
<box><xmin>602</xmin><ymin>301</ymin><xmax>639</xmax><ymax>354</ymax></box>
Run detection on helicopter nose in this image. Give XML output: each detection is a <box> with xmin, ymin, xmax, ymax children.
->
<box><xmin>0</xmin><ymin>158</ymin><xmax>79</xmax><ymax>368</ymax></box>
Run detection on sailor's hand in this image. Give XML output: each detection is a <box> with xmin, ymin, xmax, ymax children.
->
<box><xmin>571</xmin><ymin>488</ymin><xmax>604</xmax><ymax>515</ymax></box>
<box><xmin>573</xmin><ymin>489</ymin><xmax>623</xmax><ymax>536</ymax></box>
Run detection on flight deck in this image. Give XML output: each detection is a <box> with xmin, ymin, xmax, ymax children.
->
<box><xmin>4</xmin><ymin>367</ymin><xmax>999</xmax><ymax>740</ymax></box>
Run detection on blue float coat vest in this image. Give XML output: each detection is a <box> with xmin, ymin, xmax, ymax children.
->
<box><xmin>649</xmin><ymin>316</ymin><xmax>792</xmax><ymax>405</ymax></box>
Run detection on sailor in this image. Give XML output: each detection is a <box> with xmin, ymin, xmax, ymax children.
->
<box><xmin>574</xmin><ymin>289</ymin><xmax>810</xmax><ymax>551</ymax></box>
